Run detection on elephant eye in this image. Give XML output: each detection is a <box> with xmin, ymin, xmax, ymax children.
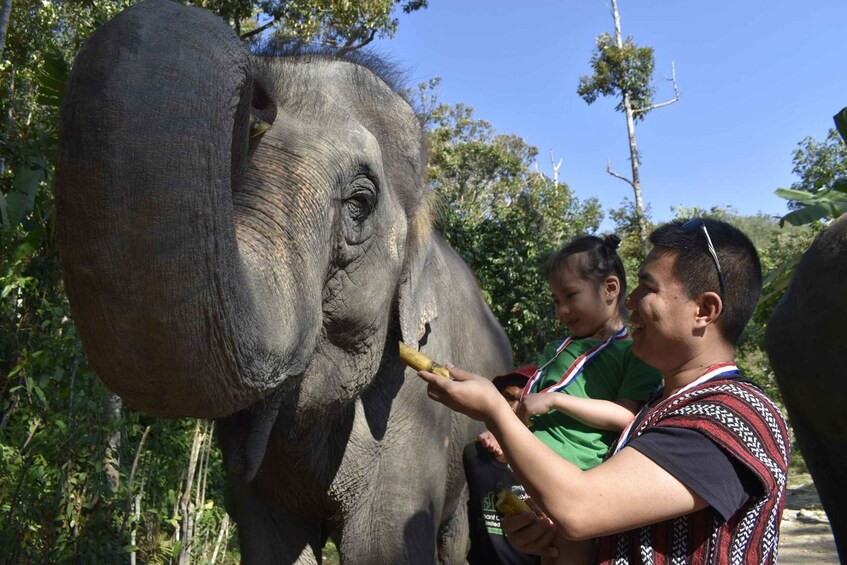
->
<box><xmin>344</xmin><ymin>178</ymin><xmax>377</xmax><ymax>224</ymax></box>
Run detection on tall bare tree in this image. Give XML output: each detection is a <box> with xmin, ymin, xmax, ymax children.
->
<box><xmin>578</xmin><ymin>0</ymin><xmax>679</xmax><ymax>252</ymax></box>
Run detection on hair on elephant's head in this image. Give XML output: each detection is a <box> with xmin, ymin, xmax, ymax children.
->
<box><xmin>56</xmin><ymin>0</ymin><xmax>439</xmax><ymax>420</ymax></box>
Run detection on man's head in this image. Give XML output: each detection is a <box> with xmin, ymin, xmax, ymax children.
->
<box><xmin>493</xmin><ymin>365</ymin><xmax>536</xmax><ymax>412</ymax></box>
<box><xmin>646</xmin><ymin>218</ymin><xmax>762</xmax><ymax>344</ymax></box>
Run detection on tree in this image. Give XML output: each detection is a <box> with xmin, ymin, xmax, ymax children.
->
<box><xmin>577</xmin><ymin>0</ymin><xmax>679</xmax><ymax>253</ymax></box>
<box><xmin>412</xmin><ymin>80</ymin><xmax>603</xmax><ymax>363</ymax></box>
<box><xmin>785</xmin><ymin>129</ymin><xmax>847</xmax><ymax>209</ymax></box>
<box><xmin>608</xmin><ymin>197</ymin><xmax>653</xmax><ymax>288</ymax></box>
<box><xmin>240</xmin><ymin>0</ymin><xmax>427</xmax><ymax>49</ymax></box>
<box><xmin>775</xmin><ymin>108</ymin><xmax>847</xmax><ymax>225</ymax></box>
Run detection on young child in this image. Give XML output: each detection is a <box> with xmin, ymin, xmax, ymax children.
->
<box><xmin>484</xmin><ymin>234</ymin><xmax>662</xmax><ymax>563</ymax></box>
<box><xmin>518</xmin><ymin>234</ymin><xmax>661</xmax><ymax>471</ymax></box>
<box><xmin>463</xmin><ymin>366</ymin><xmax>540</xmax><ymax>565</ymax></box>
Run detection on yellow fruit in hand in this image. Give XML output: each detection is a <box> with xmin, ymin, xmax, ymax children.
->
<box><xmin>495</xmin><ymin>489</ymin><xmax>532</xmax><ymax>516</ymax></box>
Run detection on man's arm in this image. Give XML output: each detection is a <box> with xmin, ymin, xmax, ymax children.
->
<box><xmin>419</xmin><ymin>366</ymin><xmax>709</xmax><ymax>541</ymax></box>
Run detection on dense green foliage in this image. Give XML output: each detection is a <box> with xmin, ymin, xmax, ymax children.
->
<box><xmin>776</xmin><ymin>108</ymin><xmax>847</xmax><ymax>225</ymax></box>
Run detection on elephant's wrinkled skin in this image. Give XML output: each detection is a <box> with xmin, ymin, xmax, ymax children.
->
<box><xmin>765</xmin><ymin>214</ymin><xmax>847</xmax><ymax>561</ymax></box>
<box><xmin>55</xmin><ymin>1</ymin><xmax>512</xmax><ymax>562</ymax></box>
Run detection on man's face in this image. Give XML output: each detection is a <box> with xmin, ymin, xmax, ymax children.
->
<box><xmin>626</xmin><ymin>249</ymin><xmax>699</xmax><ymax>372</ymax></box>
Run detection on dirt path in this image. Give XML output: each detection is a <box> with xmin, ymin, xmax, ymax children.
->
<box><xmin>778</xmin><ymin>473</ymin><xmax>839</xmax><ymax>564</ymax></box>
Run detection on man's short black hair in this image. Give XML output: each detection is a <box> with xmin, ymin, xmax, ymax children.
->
<box><xmin>649</xmin><ymin>218</ymin><xmax>762</xmax><ymax>344</ymax></box>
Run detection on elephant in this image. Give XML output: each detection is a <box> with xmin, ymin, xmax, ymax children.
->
<box><xmin>765</xmin><ymin>213</ymin><xmax>847</xmax><ymax>561</ymax></box>
<box><xmin>55</xmin><ymin>0</ymin><xmax>513</xmax><ymax>562</ymax></box>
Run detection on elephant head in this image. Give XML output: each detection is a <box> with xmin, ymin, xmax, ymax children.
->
<box><xmin>56</xmin><ymin>0</ymin><xmax>447</xmax><ymax>421</ymax></box>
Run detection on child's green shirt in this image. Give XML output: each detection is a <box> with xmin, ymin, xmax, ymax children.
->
<box><xmin>529</xmin><ymin>338</ymin><xmax>662</xmax><ymax>470</ymax></box>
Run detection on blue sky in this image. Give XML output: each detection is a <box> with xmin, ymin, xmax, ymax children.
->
<box><xmin>372</xmin><ymin>0</ymin><xmax>847</xmax><ymax>229</ymax></box>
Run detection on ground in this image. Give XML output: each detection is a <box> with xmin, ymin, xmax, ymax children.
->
<box><xmin>779</xmin><ymin>472</ymin><xmax>839</xmax><ymax>564</ymax></box>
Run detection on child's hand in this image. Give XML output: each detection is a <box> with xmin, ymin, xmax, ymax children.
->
<box><xmin>478</xmin><ymin>430</ymin><xmax>506</xmax><ymax>462</ymax></box>
<box><xmin>516</xmin><ymin>392</ymin><xmax>556</xmax><ymax>425</ymax></box>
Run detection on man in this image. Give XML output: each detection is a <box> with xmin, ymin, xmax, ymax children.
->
<box><xmin>420</xmin><ymin>218</ymin><xmax>789</xmax><ymax>564</ymax></box>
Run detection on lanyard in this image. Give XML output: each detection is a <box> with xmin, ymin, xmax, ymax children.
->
<box><xmin>611</xmin><ymin>362</ymin><xmax>740</xmax><ymax>455</ymax></box>
<box><xmin>520</xmin><ymin>326</ymin><xmax>629</xmax><ymax>400</ymax></box>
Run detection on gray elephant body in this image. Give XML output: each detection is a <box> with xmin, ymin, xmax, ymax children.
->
<box><xmin>56</xmin><ymin>1</ymin><xmax>512</xmax><ymax>562</ymax></box>
<box><xmin>766</xmin><ymin>214</ymin><xmax>847</xmax><ymax>561</ymax></box>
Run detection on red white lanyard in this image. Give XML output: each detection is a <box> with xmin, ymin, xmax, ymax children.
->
<box><xmin>612</xmin><ymin>362</ymin><xmax>740</xmax><ymax>455</ymax></box>
<box><xmin>520</xmin><ymin>327</ymin><xmax>629</xmax><ymax>400</ymax></box>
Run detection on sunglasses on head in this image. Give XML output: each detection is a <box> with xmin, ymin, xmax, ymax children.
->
<box><xmin>681</xmin><ymin>218</ymin><xmax>725</xmax><ymax>298</ymax></box>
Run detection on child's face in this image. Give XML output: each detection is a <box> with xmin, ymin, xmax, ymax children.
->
<box><xmin>500</xmin><ymin>385</ymin><xmax>523</xmax><ymax>412</ymax></box>
<box><xmin>549</xmin><ymin>262</ymin><xmax>619</xmax><ymax>339</ymax></box>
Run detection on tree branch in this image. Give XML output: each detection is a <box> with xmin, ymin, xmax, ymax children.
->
<box><xmin>633</xmin><ymin>61</ymin><xmax>680</xmax><ymax>115</ymax></box>
<box><xmin>338</xmin><ymin>28</ymin><xmax>377</xmax><ymax>55</ymax></box>
<box><xmin>606</xmin><ymin>159</ymin><xmax>635</xmax><ymax>188</ymax></box>
<box><xmin>240</xmin><ymin>16</ymin><xmax>279</xmax><ymax>40</ymax></box>
<box><xmin>120</xmin><ymin>425</ymin><xmax>151</xmax><ymax>535</ymax></box>
<box><xmin>550</xmin><ymin>150</ymin><xmax>563</xmax><ymax>186</ymax></box>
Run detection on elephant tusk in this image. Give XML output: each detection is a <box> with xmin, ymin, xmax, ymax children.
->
<box><xmin>398</xmin><ymin>342</ymin><xmax>451</xmax><ymax>378</ymax></box>
<box><xmin>249</xmin><ymin>114</ymin><xmax>271</xmax><ymax>137</ymax></box>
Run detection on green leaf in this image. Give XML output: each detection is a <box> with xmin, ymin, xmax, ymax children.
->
<box><xmin>760</xmin><ymin>251</ymin><xmax>802</xmax><ymax>304</ymax></box>
<box><xmin>834</xmin><ymin>106</ymin><xmax>847</xmax><ymax>146</ymax></box>
<box><xmin>829</xmin><ymin>201</ymin><xmax>847</xmax><ymax>218</ymax></box>
<box><xmin>774</xmin><ymin>187</ymin><xmax>818</xmax><ymax>202</ymax></box>
<box><xmin>6</xmin><ymin>160</ymin><xmax>46</xmax><ymax>229</ymax></box>
<box><xmin>36</xmin><ymin>54</ymin><xmax>69</xmax><ymax>109</ymax></box>
<box><xmin>779</xmin><ymin>203</ymin><xmax>832</xmax><ymax>226</ymax></box>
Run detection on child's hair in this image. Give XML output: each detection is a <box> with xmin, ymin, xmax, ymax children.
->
<box><xmin>545</xmin><ymin>234</ymin><xmax>627</xmax><ymax>316</ymax></box>
<box><xmin>493</xmin><ymin>374</ymin><xmax>530</xmax><ymax>392</ymax></box>
<box><xmin>649</xmin><ymin>218</ymin><xmax>762</xmax><ymax>344</ymax></box>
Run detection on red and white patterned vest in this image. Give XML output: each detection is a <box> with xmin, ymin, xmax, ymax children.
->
<box><xmin>597</xmin><ymin>379</ymin><xmax>790</xmax><ymax>565</ymax></box>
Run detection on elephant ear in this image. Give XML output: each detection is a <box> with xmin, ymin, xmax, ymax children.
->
<box><xmin>398</xmin><ymin>216</ymin><xmax>441</xmax><ymax>347</ymax></box>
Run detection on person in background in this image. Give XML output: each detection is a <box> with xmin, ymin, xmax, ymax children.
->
<box><xmin>463</xmin><ymin>365</ymin><xmax>539</xmax><ymax>565</ymax></box>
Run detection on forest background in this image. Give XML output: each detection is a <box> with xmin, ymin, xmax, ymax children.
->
<box><xmin>0</xmin><ymin>0</ymin><xmax>843</xmax><ymax>562</ymax></box>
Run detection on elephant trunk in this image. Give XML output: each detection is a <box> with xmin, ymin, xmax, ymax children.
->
<box><xmin>56</xmin><ymin>0</ymin><xmax>313</xmax><ymax>418</ymax></box>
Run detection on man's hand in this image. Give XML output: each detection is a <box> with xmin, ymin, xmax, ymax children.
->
<box><xmin>502</xmin><ymin>510</ymin><xmax>559</xmax><ymax>558</ymax></box>
<box><xmin>417</xmin><ymin>365</ymin><xmax>512</xmax><ymax>425</ymax></box>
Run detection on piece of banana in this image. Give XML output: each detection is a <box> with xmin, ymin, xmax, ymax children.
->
<box><xmin>398</xmin><ymin>342</ymin><xmax>451</xmax><ymax>378</ymax></box>
<box><xmin>495</xmin><ymin>489</ymin><xmax>532</xmax><ymax>516</ymax></box>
